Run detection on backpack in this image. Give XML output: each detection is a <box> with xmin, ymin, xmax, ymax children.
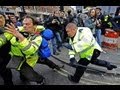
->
<box><xmin>38</xmin><ymin>38</ymin><xmax>51</xmax><ymax>59</ymax></box>
<box><xmin>38</xmin><ymin>29</ymin><xmax>54</xmax><ymax>59</ymax></box>
<box><xmin>41</xmin><ymin>29</ymin><xmax>54</xmax><ymax>40</ymax></box>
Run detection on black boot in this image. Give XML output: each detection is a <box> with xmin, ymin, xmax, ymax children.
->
<box><xmin>4</xmin><ymin>82</ymin><xmax>13</xmax><ymax>86</ymax></box>
<box><xmin>37</xmin><ymin>77</ymin><xmax>46</xmax><ymax>85</ymax></box>
<box><xmin>0</xmin><ymin>69</ymin><xmax>13</xmax><ymax>85</ymax></box>
<box><xmin>20</xmin><ymin>73</ymin><xmax>27</xmax><ymax>82</ymax></box>
<box><xmin>68</xmin><ymin>75</ymin><xmax>79</xmax><ymax>83</ymax></box>
<box><xmin>92</xmin><ymin>59</ymin><xmax>117</xmax><ymax>70</ymax></box>
<box><xmin>107</xmin><ymin>63</ymin><xmax>117</xmax><ymax>70</ymax></box>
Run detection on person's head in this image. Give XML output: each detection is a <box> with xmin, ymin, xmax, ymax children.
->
<box><xmin>96</xmin><ymin>7</ymin><xmax>101</xmax><ymax>15</ymax></box>
<box><xmin>10</xmin><ymin>15</ymin><xmax>17</xmax><ymax>23</ymax></box>
<box><xmin>66</xmin><ymin>23</ymin><xmax>77</xmax><ymax>38</ymax></box>
<box><xmin>0</xmin><ymin>13</ymin><xmax>6</xmax><ymax>27</ymax></box>
<box><xmin>88</xmin><ymin>8</ymin><xmax>97</xmax><ymax>18</ymax></box>
<box><xmin>22</xmin><ymin>15</ymin><xmax>37</xmax><ymax>33</ymax></box>
<box><xmin>53</xmin><ymin>10</ymin><xmax>60</xmax><ymax>17</ymax></box>
<box><xmin>60</xmin><ymin>11</ymin><xmax>65</xmax><ymax>17</ymax></box>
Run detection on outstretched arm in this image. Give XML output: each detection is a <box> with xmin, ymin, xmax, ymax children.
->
<box><xmin>5</xmin><ymin>23</ymin><xmax>25</xmax><ymax>42</ymax></box>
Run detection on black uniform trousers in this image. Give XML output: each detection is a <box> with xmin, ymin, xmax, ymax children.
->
<box><xmin>37</xmin><ymin>58</ymin><xmax>59</xmax><ymax>69</ymax></box>
<box><xmin>19</xmin><ymin>58</ymin><xmax>59</xmax><ymax>83</ymax></box>
<box><xmin>0</xmin><ymin>55</ymin><xmax>13</xmax><ymax>85</ymax></box>
<box><xmin>73</xmin><ymin>49</ymin><xmax>110</xmax><ymax>82</ymax></box>
<box><xmin>19</xmin><ymin>62</ymin><xmax>44</xmax><ymax>83</ymax></box>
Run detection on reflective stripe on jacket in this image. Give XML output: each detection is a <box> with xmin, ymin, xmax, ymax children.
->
<box><xmin>69</xmin><ymin>27</ymin><xmax>103</xmax><ymax>61</ymax></box>
<box><xmin>0</xmin><ymin>29</ymin><xmax>42</xmax><ymax>70</ymax></box>
<box><xmin>18</xmin><ymin>25</ymin><xmax>45</xmax><ymax>33</ymax></box>
<box><xmin>104</xmin><ymin>15</ymin><xmax>112</xmax><ymax>28</ymax></box>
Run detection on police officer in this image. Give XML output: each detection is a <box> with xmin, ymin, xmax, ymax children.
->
<box><xmin>101</xmin><ymin>14</ymin><xmax>118</xmax><ymax>35</ymax></box>
<box><xmin>65</xmin><ymin>23</ymin><xmax>117</xmax><ymax>83</ymax></box>
<box><xmin>1</xmin><ymin>15</ymin><xmax>45</xmax><ymax>85</ymax></box>
<box><xmin>0</xmin><ymin>13</ymin><xmax>13</xmax><ymax>85</ymax></box>
<box><xmin>4</xmin><ymin>15</ymin><xmax>62</xmax><ymax>85</ymax></box>
<box><xmin>17</xmin><ymin>16</ymin><xmax>62</xmax><ymax>71</ymax></box>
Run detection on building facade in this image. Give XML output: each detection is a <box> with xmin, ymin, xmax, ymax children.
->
<box><xmin>0</xmin><ymin>6</ymin><xmax>75</xmax><ymax>19</ymax></box>
<box><xmin>0</xmin><ymin>6</ymin><xmax>60</xmax><ymax>19</ymax></box>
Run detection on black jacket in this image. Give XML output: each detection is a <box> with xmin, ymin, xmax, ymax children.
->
<box><xmin>44</xmin><ymin>15</ymin><xmax>61</xmax><ymax>33</ymax></box>
<box><xmin>0</xmin><ymin>28</ymin><xmax>11</xmax><ymax>58</ymax></box>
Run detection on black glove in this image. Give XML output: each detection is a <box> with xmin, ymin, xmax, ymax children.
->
<box><xmin>69</xmin><ymin>58</ymin><xmax>78</xmax><ymax>67</ymax></box>
<box><xmin>62</xmin><ymin>43</ymin><xmax>73</xmax><ymax>50</ymax></box>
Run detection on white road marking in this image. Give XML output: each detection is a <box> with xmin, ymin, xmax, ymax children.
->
<box><xmin>54</xmin><ymin>68</ymin><xmax>119</xmax><ymax>85</ymax></box>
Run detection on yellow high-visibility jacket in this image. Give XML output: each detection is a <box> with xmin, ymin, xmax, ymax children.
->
<box><xmin>0</xmin><ymin>25</ymin><xmax>45</xmax><ymax>70</ymax></box>
<box><xmin>104</xmin><ymin>15</ymin><xmax>112</xmax><ymax>28</ymax></box>
<box><xmin>18</xmin><ymin>25</ymin><xmax>45</xmax><ymax>33</ymax></box>
<box><xmin>69</xmin><ymin>27</ymin><xmax>103</xmax><ymax>61</ymax></box>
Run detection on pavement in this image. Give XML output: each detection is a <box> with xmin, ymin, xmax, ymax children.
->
<box><xmin>0</xmin><ymin>46</ymin><xmax>120</xmax><ymax>85</ymax></box>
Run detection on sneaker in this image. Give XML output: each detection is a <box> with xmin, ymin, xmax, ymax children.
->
<box><xmin>68</xmin><ymin>75</ymin><xmax>79</xmax><ymax>83</ymax></box>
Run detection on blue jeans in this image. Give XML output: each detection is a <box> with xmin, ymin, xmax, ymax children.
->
<box><xmin>51</xmin><ymin>36</ymin><xmax>57</xmax><ymax>54</ymax></box>
<box><xmin>51</xmin><ymin>32</ymin><xmax>62</xmax><ymax>54</ymax></box>
<box><xmin>95</xmin><ymin>29</ymin><xmax>102</xmax><ymax>46</ymax></box>
<box><xmin>54</xmin><ymin>32</ymin><xmax>62</xmax><ymax>49</ymax></box>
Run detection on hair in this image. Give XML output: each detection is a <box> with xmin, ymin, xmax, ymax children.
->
<box><xmin>88</xmin><ymin>8</ymin><xmax>97</xmax><ymax>18</ymax></box>
<box><xmin>96</xmin><ymin>7</ymin><xmax>101</xmax><ymax>11</ymax></box>
<box><xmin>23</xmin><ymin>15</ymin><xmax>37</xmax><ymax>25</ymax></box>
<box><xmin>53</xmin><ymin>10</ymin><xmax>59</xmax><ymax>14</ymax></box>
<box><xmin>0</xmin><ymin>13</ymin><xmax>6</xmax><ymax>27</ymax></box>
<box><xmin>0</xmin><ymin>12</ymin><xmax>5</xmax><ymax>18</ymax></box>
<box><xmin>10</xmin><ymin>15</ymin><xmax>19</xmax><ymax>21</ymax></box>
<box><xmin>66</xmin><ymin>23</ymin><xmax>77</xmax><ymax>30</ymax></box>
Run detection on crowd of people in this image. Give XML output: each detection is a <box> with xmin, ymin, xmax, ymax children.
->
<box><xmin>0</xmin><ymin>6</ymin><xmax>119</xmax><ymax>85</ymax></box>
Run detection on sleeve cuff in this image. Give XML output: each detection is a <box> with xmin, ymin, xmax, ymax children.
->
<box><xmin>70</xmin><ymin>55</ymin><xmax>75</xmax><ymax>58</ymax></box>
